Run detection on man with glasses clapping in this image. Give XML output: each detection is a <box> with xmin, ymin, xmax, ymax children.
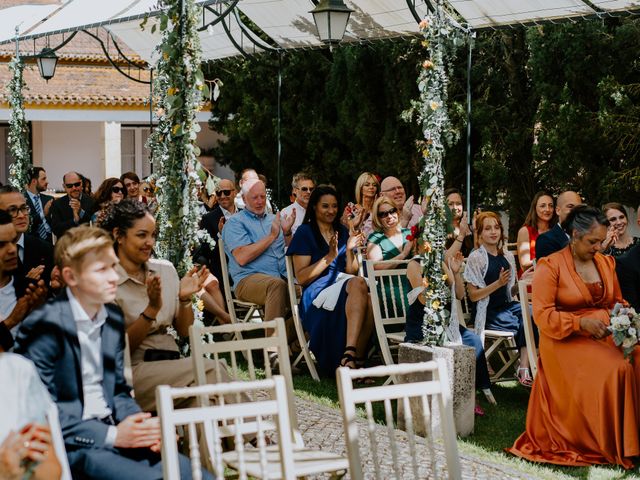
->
<box><xmin>49</xmin><ymin>171</ymin><xmax>95</xmax><ymax>238</ymax></box>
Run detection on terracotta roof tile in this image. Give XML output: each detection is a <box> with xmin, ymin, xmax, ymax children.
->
<box><xmin>0</xmin><ymin>61</ymin><xmax>151</xmax><ymax>108</ymax></box>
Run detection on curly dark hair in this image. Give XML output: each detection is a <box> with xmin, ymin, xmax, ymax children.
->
<box><xmin>562</xmin><ymin>205</ymin><xmax>609</xmax><ymax>237</ymax></box>
<box><xmin>302</xmin><ymin>185</ymin><xmax>344</xmax><ymax>246</ymax></box>
<box><xmin>97</xmin><ymin>198</ymin><xmax>151</xmax><ymax>241</ymax></box>
<box><xmin>93</xmin><ymin>178</ymin><xmax>125</xmax><ymax>208</ymax></box>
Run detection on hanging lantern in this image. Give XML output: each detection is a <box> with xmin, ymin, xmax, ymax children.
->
<box><xmin>310</xmin><ymin>0</ymin><xmax>353</xmax><ymax>45</ymax></box>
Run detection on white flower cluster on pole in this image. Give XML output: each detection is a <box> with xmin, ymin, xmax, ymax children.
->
<box><xmin>7</xmin><ymin>57</ymin><xmax>31</xmax><ymax>189</ymax></box>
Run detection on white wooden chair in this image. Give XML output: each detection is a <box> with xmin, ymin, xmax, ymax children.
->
<box><xmin>189</xmin><ymin>319</ymin><xmax>349</xmax><ymax>477</ymax></box>
<box><xmin>518</xmin><ymin>279</ymin><xmax>538</xmax><ymax>379</ymax></box>
<box><xmin>157</xmin><ymin>377</ymin><xmax>299</xmax><ymax>480</ymax></box>
<box><xmin>217</xmin><ymin>237</ymin><xmax>264</xmax><ymax>337</ymax></box>
<box><xmin>365</xmin><ymin>259</ymin><xmax>411</xmax><ymax>373</ymax></box>
<box><xmin>47</xmin><ymin>402</ymin><xmax>72</xmax><ymax>480</ymax></box>
<box><xmin>481</xmin><ymin>328</ymin><xmax>519</xmax><ymax>384</ymax></box>
<box><xmin>336</xmin><ymin>360</ymin><xmax>462</xmax><ymax>480</ymax></box>
<box><xmin>284</xmin><ymin>255</ymin><xmax>320</xmax><ymax>381</ymax></box>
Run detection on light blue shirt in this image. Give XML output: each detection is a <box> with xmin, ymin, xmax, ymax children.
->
<box><xmin>222</xmin><ymin>208</ymin><xmax>286</xmax><ymax>285</ymax></box>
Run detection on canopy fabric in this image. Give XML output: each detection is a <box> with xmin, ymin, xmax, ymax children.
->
<box><xmin>1</xmin><ymin>0</ymin><xmax>639</xmax><ymax>60</ymax></box>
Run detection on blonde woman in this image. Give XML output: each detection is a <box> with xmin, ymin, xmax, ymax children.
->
<box><xmin>341</xmin><ymin>172</ymin><xmax>380</xmax><ymax>237</ymax></box>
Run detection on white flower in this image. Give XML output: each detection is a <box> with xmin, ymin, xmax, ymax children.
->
<box><xmin>611</xmin><ymin>315</ymin><xmax>631</xmax><ymax>329</ymax></box>
<box><xmin>630</xmin><ymin>328</ymin><xmax>637</xmax><ymax>336</ymax></box>
<box><xmin>622</xmin><ymin>336</ymin><xmax>637</xmax><ymax>350</ymax></box>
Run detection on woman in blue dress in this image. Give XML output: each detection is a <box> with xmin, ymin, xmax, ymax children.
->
<box><xmin>286</xmin><ymin>185</ymin><xmax>374</xmax><ymax>376</ymax></box>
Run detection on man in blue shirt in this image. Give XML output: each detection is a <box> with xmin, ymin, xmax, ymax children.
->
<box><xmin>222</xmin><ymin>178</ymin><xmax>295</xmax><ymax>326</ymax></box>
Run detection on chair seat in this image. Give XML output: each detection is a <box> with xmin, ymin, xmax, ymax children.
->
<box><xmin>484</xmin><ymin>329</ymin><xmax>514</xmax><ymax>338</ymax></box>
<box><xmin>222</xmin><ymin>445</ymin><xmax>349</xmax><ymax>478</ymax></box>
<box><xmin>387</xmin><ymin>332</ymin><xmax>405</xmax><ymax>343</ymax></box>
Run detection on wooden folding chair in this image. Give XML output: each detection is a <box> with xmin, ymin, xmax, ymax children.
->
<box><xmin>284</xmin><ymin>256</ymin><xmax>320</xmax><ymax>381</ymax></box>
<box><xmin>518</xmin><ymin>279</ymin><xmax>538</xmax><ymax>379</ymax></box>
<box><xmin>189</xmin><ymin>319</ymin><xmax>349</xmax><ymax>477</ymax></box>
<box><xmin>336</xmin><ymin>360</ymin><xmax>462</xmax><ymax>480</ymax></box>
<box><xmin>157</xmin><ymin>377</ymin><xmax>299</xmax><ymax>480</ymax></box>
<box><xmin>217</xmin><ymin>237</ymin><xmax>264</xmax><ymax>338</ymax></box>
<box><xmin>365</xmin><ymin>259</ymin><xmax>411</xmax><ymax>378</ymax></box>
<box><xmin>481</xmin><ymin>327</ymin><xmax>519</xmax><ymax>384</ymax></box>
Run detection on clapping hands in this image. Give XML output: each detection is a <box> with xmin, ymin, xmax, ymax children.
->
<box><xmin>179</xmin><ymin>265</ymin><xmax>209</xmax><ymax>301</ymax></box>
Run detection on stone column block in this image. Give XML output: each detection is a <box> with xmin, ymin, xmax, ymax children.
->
<box><xmin>397</xmin><ymin>342</ymin><xmax>475</xmax><ymax>438</ymax></box>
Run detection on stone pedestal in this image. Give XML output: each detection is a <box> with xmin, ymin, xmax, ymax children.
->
<box><xmin>397</xmin><ymin>342</ymin><xmax>475</xmax><ymax>438</ymax></box>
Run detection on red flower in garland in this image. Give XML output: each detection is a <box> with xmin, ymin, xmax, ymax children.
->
<box><xmin>406</xmin><ymin>224</ymin><xmax>420</xmax><ymax>241</ymax></box>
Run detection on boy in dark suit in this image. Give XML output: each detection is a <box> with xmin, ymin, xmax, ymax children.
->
<box><xmin>15</xmin><ymin>226</ymin><xmax>211</xmax><ymax>480</ymax></box>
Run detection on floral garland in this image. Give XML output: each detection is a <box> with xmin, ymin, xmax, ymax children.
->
<box><xmin>7</xmin><ymin>57</ymin><xmax>31</xmax><ymax>189</ymax></box>
<box><xmin>147</xmin><ymin>0</ymin><xmax>213</xmax><ymax>278</ymax></box>
<box><xmin>402</xmin><ymin>11</ymin><xmax>465</xmax><ymax>346</ymax></box>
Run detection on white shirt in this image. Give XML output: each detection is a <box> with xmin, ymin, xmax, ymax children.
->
<box><xmin>27</xmin><ymin>190</ymin><xmax>47</xmax><ymax>223</ymax></box>
<box><xmin>220</xmin><ymin>206</ymin><xmax>236</xmax><ymax>220</ymax></box>
<box><xmin>17</xmin><ymin>233</ymin><xmax>24</xmax><ymax>263</ymax></box>
<box><xmin>281</xmin><ymin>201</ymin><xmax>306</xmax><ymax>235</ymax></box>
<box><xmin>67</xmin><ymin>288</ymin><xmax>117</xmax><ymax>444</ymax></box>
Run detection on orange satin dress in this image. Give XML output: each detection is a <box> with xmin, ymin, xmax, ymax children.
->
<box><xmin>508</xmin><ymin>247</ymin><xmax>639</xmax><ymax>469</ymax></box>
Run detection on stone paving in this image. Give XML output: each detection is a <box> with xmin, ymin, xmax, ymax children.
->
<box><xmin>293</xmin><ymin>396</ymin><xmax>537</xmax><ymax>479</ymax></box>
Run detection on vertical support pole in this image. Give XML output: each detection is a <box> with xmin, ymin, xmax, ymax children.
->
<box><xmin>276</xmin><ymin>52</ymin><xmax>282</xmax><ymax>205</ymax></box>
<box><xmin>465</xmin><ymin>31</ymin><xmax>474</xmax><ymax>215</ymax></box>
<box><xmin>149</xmin><ymin>67</ymin><xmax>154</xmax><ymax>172</ymax></box>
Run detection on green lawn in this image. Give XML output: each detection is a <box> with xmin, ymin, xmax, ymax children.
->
<box><xmin>291</xmin><ymin>372</ymin><xmax>640</xmax><ymax>480</ymax></box>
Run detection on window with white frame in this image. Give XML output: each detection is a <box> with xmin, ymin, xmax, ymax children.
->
<box><xmin>121</xmin><ymin>126</ymin><xmax>152</xmax><ymax>179</ymax></box>
<box><xmin>0</xmin><ymin>125</ymin><xmax>15</xmax><ymax>185</ymax></box>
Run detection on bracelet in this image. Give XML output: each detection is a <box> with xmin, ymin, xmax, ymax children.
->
<box><xmin>284</xmin><ymin>230</ymin><xmax>292</xmax><ymax>237</ymax></box>
<box><xmin>179</xmin><ymin>297</ymin><xmax>192</xmax><ymax>304</ymax></box>
<box><xmin>455</xmin><ymin>237</ymin><xmax>463</xmax><ymax>243</ymax></box>
<box><xmin>141</xmin><ymin>311</ymin><xmax>156</xmax><ymax>323</ymax></box>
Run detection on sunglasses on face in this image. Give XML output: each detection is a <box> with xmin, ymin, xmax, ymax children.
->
<box><xmin>65</xmin><ymin>181</ymin><xmax>82</xmax><ymax>189</ymax></box>
<box><xmin>111</xmin><ymin>186</ymin><xmax>124</xmax><ymax>194</ymax></box>
<box><xmin>216</xmin><ymin>189</ymin><xmax>233</xmax><ymax>197</ymax></box>
<box><xmin>143</xmin><ymin>187</ymin><xmax>152</xmax><ymax>193</ymax></box>
<box><xmin>7</xmin><ymin>205</ymin><xmax>30</xmax><ymax>218</ymax></box>
<box><xmin>378</xmin><ymin>207</ymin><xmax>398</xmax><ymax>219</ymax></box>
<box><xmin>297</xmin><ymin>186</ymin><xmax>314</xmax><ymax>193</ymax></box>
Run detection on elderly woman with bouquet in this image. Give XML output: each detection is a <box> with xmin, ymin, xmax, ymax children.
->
<box><xmin>508</xmin><ymin>205</ymin><xmax>640</xmax><ymax>469</ymax></box>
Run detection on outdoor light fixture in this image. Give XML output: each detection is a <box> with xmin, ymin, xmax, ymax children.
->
<box><xmin>36</xmin><ymin>47</ymin><xmax>58</xmax><ymax>81</ymax></box>
<box><xmin>310</xmin><ymin>0</ymin><xmax>353</xmax><ymax>45</ymax></box>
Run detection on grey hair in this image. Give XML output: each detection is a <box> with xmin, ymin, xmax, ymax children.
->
<box><xmin>562</xmin><ymin>205</ymin><xmax>609</xmax><ymax>237</ymax></box>
<box><xmin>291</xmin><ymin>172</ymin><xmax>313</xmax><ymax>189</ymax></box>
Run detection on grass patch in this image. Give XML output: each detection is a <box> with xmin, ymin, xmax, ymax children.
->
<box><xmin>292</xmin><ymin>371</ymin><xmax>640</xmax><ymax>479</ymax></box>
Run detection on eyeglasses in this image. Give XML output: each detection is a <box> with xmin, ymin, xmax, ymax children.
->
<box><xmin>6</xmin><ymin>205</ymin><xmax>30</xmax><ymax>218</ymax></box>
<box><xmin>381</xmin><ymin>186</ymin><xmax>404</xmax><ymax>193</ymax></box>
<box><xmin>297</xmin><ymin>186</ymin><xmax>314</xmax><ymax>193</ymax></box>
<box><xmin>65</xmin><ymin>181</ymin><xmax>82</xmax><ymax>189</ymax></box>
<box><xmin>378</xmin><ymin>207</ymin><xmax>398</xmax><ymax>219</ymax></box>
<box><xmin>111</xmin><ymin>186</ymin><xmax>124</xmax><ymax>194</ymax></box>
<box><xmin>216</xmin><ymin>189</ymin><xmax>233</xmax><ymax>197</ymax></box>
<box><xmin>143</xmin><ymin>187</ymin><xmax>152</xmax><ymax>193</ymax></box>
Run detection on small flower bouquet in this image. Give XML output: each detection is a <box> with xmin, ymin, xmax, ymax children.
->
<box><xmin>608</xmin><ymin>303</ymin><xmax>640</xmax><ymax>361</ymax></box>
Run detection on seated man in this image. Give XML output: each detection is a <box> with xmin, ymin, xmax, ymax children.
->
<box><xmin>15</xmin><ymin>226</ymin><xmax>210</xmax><ymax>480</ymax></box>
<box><xmin>280</xmin><ymin>172</ymin><xmax>315</xmax><ymax>235</ymax></box>
<box><xmin>222</xmin><ymin>178</ymin><xmax>294</xmax><ymax>336</ymax></box>
<box><xmin>48</xmin><ymin>171</ymin><xmax>95</xmax><ymax>238</ymax></box>
<box><xmin>0</xmin><ymin>210</ymin><xmax>47</xmax><ymax>352</ymax></box>
<box><xmin>0</xmin><ymin>186</ymin><xmax>54</xmax><ymax>286</ymax></box>
<box><xmin>535</xmin><ymin>190</ymin><xmax>582</xmax><ymax>259</ymax></box>
<box><xmin>379</xmin><ymin>176</ymin><xmax>422</xmax><ymax>229</ymax></box>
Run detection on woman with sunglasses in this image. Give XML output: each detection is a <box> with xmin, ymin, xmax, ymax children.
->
<box><xmin>286</xmin><ymin>185</ymin><xmax>373</xmax><ymax>376</ymax></box>
<box><xmin>341</xmin><ymin>172</ymin><xmax>380</xmax><ymax>238</ymax></box>
<box><xmin>90</xmin><ymin>177</ymin><xmax>125</xmax><ymax>225</ymax></box>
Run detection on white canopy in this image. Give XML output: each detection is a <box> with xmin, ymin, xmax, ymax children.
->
<box><xmin>1</xmin><ymin>0</ymin><xmax>639</xmax><ymax>60</ymax></box>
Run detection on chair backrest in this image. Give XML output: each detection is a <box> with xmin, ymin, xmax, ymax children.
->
<box><xmin>47</xmin><ymin>403</ymin><xmax>72</xmax><ymax>480</ymax></box>
<box><xmin>365</xmin><ymin>259</ymin><xmax>411</xmax><ymax>327</ymax></box>
<box><xmin>156</xmin><ymin>376</ymin><xmax>296</xmax><ymax>480</ymax></box>
<box><xmin>336</xmin><ymin>360</ymin><xmax>461</xmax><ymax>480</ymax></box>
<box><xmin>189</xmin><ymin>318</ymin><xmax>301</xmax><ymax>444</ymax></box>
<box><xmin>284</xmin><ymin>255</ymin><xmax>320</xmax><ymax>381</ymax></box>
<box><xmin>518</xmin><ymin>279</ymin><xmax>537</xmax><ymax>378</ymax></box>
<box><xmin>217</xmin><ymin>236</ymin><xmax>243</xmax><ymax>323</ymax></box>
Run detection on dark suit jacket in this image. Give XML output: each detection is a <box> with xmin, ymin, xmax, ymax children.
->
<box><xmin>14</xmin><ymin>293</ymin><xmax>140</xmax><ymax>449</ymax></box>
<box><xmin>616</xmin><ymin>244</ymin><xmax>640</xmax><ymax>310</ymax></box>
<box><xmin>16</xmin><ymin>233</ymin><xmax>54</xmax><ymax>287</ymax></box>
<box><xmin>535</xmin><ymin>223</ymin><xmax>569</xmax><ymax>260</ymax></box>
<box><xmin>25</xmin><ymin>191</ymin><xmax>54</xmax><ymax>243</ymax></box>
<box><xmin>194</xmin><ymin>205</ymin><xmax>226</xmax><ymax>287</ymax></box>
<box><xmin>48</xmin><ymin>194</ymin><xmax>95</xmax><ymax>238</ymax></box>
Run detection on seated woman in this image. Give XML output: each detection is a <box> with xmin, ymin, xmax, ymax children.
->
<box><xmin>516</xmin><ymin>191</ymin><xmax>555</xmax><ymax>274</ymax></box>
<box><xmin>601</xmin><ymin>202</ymin><xmax>639</xmax><ymax>257</ymax></box>
<box><xmin>340</xmin><ymin>172</ymin><xmax>380</xmax><ymax>238</ymax></box>
<box><xmin>508</xmin><ymin>206</ymin><xmax>639</xmax><ymax>469</ymax></box>
<box><xmin>287</xmin><ymin>185</ymin><xmax>374</xmax><ymax>376</ymax></box>
<box><xmin>99</xmin><ymin>199</ymin><xmax>234</xmax><ymax>412</ymax></box>
<box><xmin>405</xmin><ymin>243</ymin><xmax>495</xmax><ymax>413</ymax></box>
<box><xmin>464</xmin><ymin>211</ymin><xmax>534</xmax><ymax>387</ymax></box>
<box><xmin>91</xmin><ymin>177</ymin><xmax>125</xmax><ymax>224</ymax></box>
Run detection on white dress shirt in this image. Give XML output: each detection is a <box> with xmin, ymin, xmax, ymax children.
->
<box><xmin>67</xmin><ymin>288</ymin><xmax>117</xmax><ymax>445</ymax></box>
<box><xmin>0</xmin><ymin>277</ymin><xmax>17</xmax><ymax>339</ymax></box>
<box><xmin>280</xmin><ymin>201</ymin><xmax>306</xmax><ymax>235</ymax></box>
<box><xmin>17</xmin><ymin>233</ymin><xmax>24</xmax><ymax>263</ymax></box>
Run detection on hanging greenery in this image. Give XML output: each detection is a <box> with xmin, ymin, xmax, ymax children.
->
<box><xmin>402</xmin><ymin>10</ymin><xmax>466</xmax><ymax>346</ymax></box>
<box><xmin>147</xmin><ymin>0</ymin><xmax>212</xmax><ymax>277</ymax></box>
<box><xmin>7</xmin><ymin>57</ymin><xmax>31</xmax><ymax>189</ymax></box>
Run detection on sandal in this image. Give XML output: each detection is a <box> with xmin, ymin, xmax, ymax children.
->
<box><xmin>517</xmin><ymin>367</ymin><xmax>533</xmax><ymax>388</ymax></box>
<box><xmin>340</xmin><ymin>346</ymin><xmax>358</xmax><ymax>369</ymax></box>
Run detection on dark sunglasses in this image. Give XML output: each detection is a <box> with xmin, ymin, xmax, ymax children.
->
<box><xmin>216</xmin><ymin>189</ymin><xmax>233</xmax><ymax>197</ymax></box>
<box><xmin>143</xmin><ymin>187</ymin><xmax>152</xmax><ymax>193</ymax></box>
<box><xmin>65</xmin><ymin>181</ymin><xmax>82</xmax><ymax>189</ymax></box>
<box><xmin>111</xmin><ymin>186</ymin><xmax>125</xmax><ymax>194</ymax></box>
<box><xmin>378</xmin><ymin>207</ymin><xmax>398</xmax><ymax>219</ymax></box>
<box><xmin>298</xmin><ymin>186</ymin><xmax>314</xmax><ymax>193</ymax></box>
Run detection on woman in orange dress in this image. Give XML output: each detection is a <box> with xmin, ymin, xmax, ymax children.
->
<box><xmin>508</xmin><ymin>205</ymin><xmax>639</xmax><ymax>469</ymax></box>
